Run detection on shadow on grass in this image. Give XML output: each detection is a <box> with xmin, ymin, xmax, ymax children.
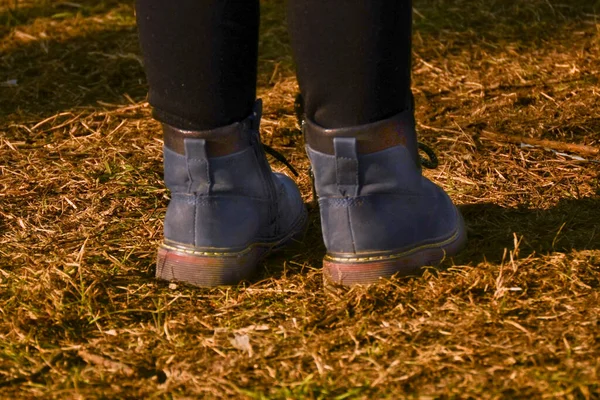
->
<box><xmin>458</xmin><ymin>195</ymin><xmax>600</xmax><ymax>265</ymax></box>
<box><xmin>257</xmin><ymin>205</ymin><xmax>325</xmax><ymax>282</ymax></box>
<box><xmin>259</xmin><ymin>195</ymin><xmax>600</xmax><ymax>282</ymax></box>
<box><xmin>2</xmin><ymin>0</ymin><xmax>600</xmax><ymax>124</ymax></box>
<box><xmin>0</xmin><ymin>0</ymin><xmax>144</xmax><ymax>125</ymax></box>
<box><xmin>0</xmin><ymin>28</ymin><xmax>146</xmax><ymax>124</ymax></box>
<box><xmin>413</xmin><ymin>0</ymin><xmax>600</xmax><ymax>42</ymax></box>
<box><xmin>0</xmin><ymin>0</ymin><xmax>134</xmax><ymax>38</ymax></box>
<box><xmin>0</xmin><ymin>0</ymin><xmax>293</xmax><ymax>124</ymax></box>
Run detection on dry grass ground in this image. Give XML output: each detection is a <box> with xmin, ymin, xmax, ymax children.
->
<box><xmin>0</xmin><ymin>0</ymin><xmax>599</xmax><ymax>398</ymax></box>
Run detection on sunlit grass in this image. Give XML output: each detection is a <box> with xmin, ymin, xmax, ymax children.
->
<box><xmin>0</xmin><ymin>0</ymin><xmax>598</xmax><ymax>398</ymax></box>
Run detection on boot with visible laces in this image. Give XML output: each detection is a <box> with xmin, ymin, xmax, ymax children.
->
<box><xmin>304</xmin><ymin>106</ymin><xmax>466</xmax><ymax>286</ymax></box>
<box><xmin>156</xmin><ymin>100</ymin><xmax>307</xmax><ymax>286</ymax></box>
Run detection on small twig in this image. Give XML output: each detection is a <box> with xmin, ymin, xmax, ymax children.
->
<box><xmin>77</xmin><ymin>350</ymin><xmax>135</xmax><ymax>377</ymax></box>
<box><xmin>31</xmin><ymin>112</ymin><xmax>74</xmax><ymax>131</ymax></box>
<box><xmin>417</xmin><ymin>122</ymin><xmax>463</xmax><ymax>135</ymax></box>
<box><xmin>481</xmin><ymin>130</ymin><xmax>600</xmax><ymax>157</ymax></box>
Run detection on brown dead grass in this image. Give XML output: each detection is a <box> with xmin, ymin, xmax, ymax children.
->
<box><xmin>0</xmin><ymin>0</ymin><xmax>599</xmax><ymax>399</ymax></box>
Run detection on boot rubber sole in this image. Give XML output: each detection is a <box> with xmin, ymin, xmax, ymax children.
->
<box><xmin>156</xmin><ymin>210</ymin><xmax>307</xmax><ymax>287</ymax></box>
<box><xmin>323</xmin><ymin>215</ymin><xmax>467</xmax><ymax>286</ymax></box>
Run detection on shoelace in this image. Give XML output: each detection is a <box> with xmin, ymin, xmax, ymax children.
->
<box><xmin>263</xmin><ymin>144</ymin><xmax>299</xmax><ymax>177</ymax></box>
<box><xmin>265</xmin><ymin>140</ymin><xmax>438</xmax><ymax>174</ymax></box>
<box><xmin>418</xmin><ymin>142</ymin><xmax>438</xmax><ymax>169</ymax></box>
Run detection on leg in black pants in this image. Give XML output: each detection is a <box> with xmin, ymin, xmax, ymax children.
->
<box><xmin>136</xmin><ymin>0</ymin><xmax>412</xmax><ymax>131</ymax></box>
<box><xmin>287</xmin><ymin>0</ymin><xmax>413</xmax><ymax>128</ymax></box>
<box><xmin>136</xmin><ymin>0</ymin><xmax>259</xmax><ymax>131</ymax></box>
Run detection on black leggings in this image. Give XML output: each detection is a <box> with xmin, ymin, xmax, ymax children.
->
<box><xmin>136</xmin><ymin>1</ymin><xmax>412</xmax><ymax>130</ymax></box>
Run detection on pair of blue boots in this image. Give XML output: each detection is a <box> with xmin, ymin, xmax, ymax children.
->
<box><xmin>156</xmin><ymin>100</ymin><xmax>466</xmax><ymax>287</ymax></box>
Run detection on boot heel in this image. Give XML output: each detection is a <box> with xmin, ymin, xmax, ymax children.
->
<box><xmin>156</xmin><ymin>209</ymin><xmax>308</xmax><ymax>287</ymax></box>
<box><xmin>322</xmin><ymin>221</ymin><xmax>467</xmax><ymax>286</ymax></box>
<box><xmin>156</xmin><ymin>244</ymin><xmax>265</xmax><ymax>287</ymax></box>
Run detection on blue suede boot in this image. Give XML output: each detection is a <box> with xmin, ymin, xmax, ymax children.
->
<box><xmin>305</xmin><ymin>108</ymin><xmax>466</xmax><ymax>286</ymax></box>
<box><xmin>156</xmin><ymin>101</ymin><xmax>307</xmax><ymax>286</ymax></box>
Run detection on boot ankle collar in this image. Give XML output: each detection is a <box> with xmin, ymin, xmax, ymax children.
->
<box><xmin>304</xmin><ymin>109</ymin><xmax>414</xmax><ymax>155</ymax></box>
<box><xmin>164</xmin><ymin>100</ymin><xmax>263</xmax><ymax>157</ymax></box>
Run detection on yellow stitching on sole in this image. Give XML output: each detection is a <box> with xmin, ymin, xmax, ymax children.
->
<box><xmin>160</xmin><ymin>209</ymin><xmax>308</xmax><ymax>258</ymax></box>
<box><xmin>324</xmin><ymin>229</ymin><xmax>461</xmax><ymax>263</ymax></box>
<box><xmin>160</xmin><ymin>242</ymin><xmax>255</xmax><ymax>257</ymax></box>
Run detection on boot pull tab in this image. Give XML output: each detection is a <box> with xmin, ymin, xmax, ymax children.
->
<box><xmin>333</xmin><ymin>137</ymin><xmax>359</xmax><ymax>197</ymax></box>
<box><xmin>184</xmin><ymin>138</ymin><xmax>211</xmax><ymax>196</ymax></box>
